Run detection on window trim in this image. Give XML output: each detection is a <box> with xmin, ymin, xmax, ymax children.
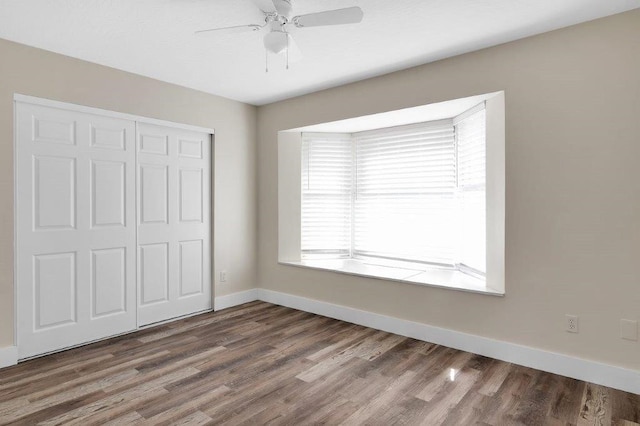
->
<box><xmin>278</xmin><ymin>92</ymin><xmax>505</xmax><ymax>296</ymax></box>
<box><xmin>279</xmin><ymin>259</ymin><xmax>504</xmax><ymax>297</ymax></box>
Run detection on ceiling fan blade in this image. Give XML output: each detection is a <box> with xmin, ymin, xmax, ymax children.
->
<box><xmin>195</xmin><ymin>24</ymin><xmax>262</xmax><ymax>36</ymax></box>
<box><xmin>251</xmin><ymin>0</ymin><xmax>277</xmax><ymax>13</ymax></box>
<box><xmin>293</xmin><ymin>6</ymin><xmax>363</xmax><ymax>28</ymax></box>
<box><xmin>272</xmin><ymin>0</ymin><xmax>292</xmax><ymax>16</ymax></box>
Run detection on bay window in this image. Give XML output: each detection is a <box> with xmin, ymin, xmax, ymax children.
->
<box><xmin>302</xmin><ymin>104</ymin><xmax>486</xmax><ymax>278</ymax></box>
<box><xmin>278</xmin><ymin>92</ymin><xmax>505</xmax><ymax>295</ymax></box>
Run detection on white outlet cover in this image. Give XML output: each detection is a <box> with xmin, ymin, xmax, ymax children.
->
<box><xmin>565</xmin><ymin>314</ymin><xmax>579</xmax><ymax>333</ymax></box>
<box><xmin>620</xmin><ymin>319</ymin><xmax>638</xmax><ymax>341</ymax></box>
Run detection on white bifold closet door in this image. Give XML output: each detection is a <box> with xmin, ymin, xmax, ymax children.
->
<box><xmin>16</xmin><ymin>103</ymin><xmax>137</xmax><ymax>359</ymax></box>
<box><xmin>136</xmin><ymin>123</ymin><xmax>211</xmax><ymax>326</ymax></box>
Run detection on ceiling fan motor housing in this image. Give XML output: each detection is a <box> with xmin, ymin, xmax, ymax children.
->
<box><xmin>263</xmin><ymin>5</ymin><xmax>290</xmax><ymax>56</ymax></box>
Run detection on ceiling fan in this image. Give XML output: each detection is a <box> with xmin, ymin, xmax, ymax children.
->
<box><xmin>195</xmin><ymin>0</ymin><xmax>364</xmax><ymax>69</ymax></box>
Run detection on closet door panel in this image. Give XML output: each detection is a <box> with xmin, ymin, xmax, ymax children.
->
<box><xmin>139</xmin><ymin>242</ymin><xmax>170</xmax><ymax>305</ymax></box>
<box><xmin>33</xmin><ymin>155</ymin><xmax>77</xmax><ymax>230</ymax></box>
<box><xmin>16</xmin><ymin>103</ymin><xmax>137</xmax><ymax>359</ymax></box>
<box><xmin>33</xmin><ymin>252</ymin><xmax>77</xmax><ymax>330</ymax></box>
<box><xmin>137</xmin><ymin>123</ymin><xmax>211</xmax><ymax>326</ymax></box>
<box><xmin>91</xmin><ymin>247</ymin><xmax>127</xmax><ymax>318</ymax></box>
<box><xmin>91</xmin><ymin>160</ymin><xmax>126</xmax><ymax>228</ymax></box>
<box><xmin>179</xmin><ymin>239</ymin><xmax>204</xmax><ymax>298</ymax></box>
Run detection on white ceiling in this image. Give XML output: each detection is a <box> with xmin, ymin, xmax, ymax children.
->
<box><xmin>1</xmin><ymin>0</ymin><xmax>638</xmax><ymax>106</ymax></box>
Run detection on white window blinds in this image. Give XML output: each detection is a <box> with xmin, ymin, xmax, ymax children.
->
<box><xmin>300</xmin><ymin>103</ymin><xmax>486</xmax><ymax>274</ymax></box>
<box><xmin>301</xmin><ymin>134</ymin><xmax>352</xmax><ymax>257</ymax></box>
<box><xmin>353</xmin><ymin>121</ymin><xmax>457</xmax><ymax>265</ymax></box>
<box><xmin>455</xmin><ymin>106</ymin><xmax>486</xmax><ymax>273</ymax></box>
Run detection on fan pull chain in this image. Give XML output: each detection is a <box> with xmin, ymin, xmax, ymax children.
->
<box><xmin>265</xmin><ymin>50</ymin><xmax>269</xmax><ymax>73</ymax></box>
<box><xmin>286</xmin><ymin>34</ymin><xmax>289</xmax><ymax>70</ymax></box>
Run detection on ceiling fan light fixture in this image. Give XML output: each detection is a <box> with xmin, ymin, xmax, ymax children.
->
<box><xmin>264</xmin><ymin>30</ymin><xmax>289</xmax><ymax>54</ymax></box>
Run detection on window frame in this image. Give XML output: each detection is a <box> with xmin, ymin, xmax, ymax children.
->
<box><xmin>278</xmin><ymin>92</ymin><xmax>505</xmax><ymax>296</ymax></box>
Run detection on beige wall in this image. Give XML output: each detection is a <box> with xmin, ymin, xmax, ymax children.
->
<box><xmin>257</xmin><ymin>10</ymin><xmax>640</xmax><ymax>371</ymax></box>
<box><xmin>0</xmin><ymin>38</ymin><xmax>257</xmax><ymax>348</ymax></box>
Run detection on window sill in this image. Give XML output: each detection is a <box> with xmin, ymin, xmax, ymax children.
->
<box><xmin>279</xmin><ymin>259</ymin><xmax>504</xmax><ymax>297</ymax></box>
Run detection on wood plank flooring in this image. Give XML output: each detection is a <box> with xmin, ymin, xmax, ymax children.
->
<box><xmin>0</xmin><ymin>301</ymin><xmax>638</xmax><ymax>425</ymax></box>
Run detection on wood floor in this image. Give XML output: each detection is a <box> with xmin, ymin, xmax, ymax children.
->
<box><xmin>0</xmin><ymin>302</ymin><xmax>638</xmax><ymax>425</ymax></box>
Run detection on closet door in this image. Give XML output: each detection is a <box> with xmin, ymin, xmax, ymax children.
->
<box><xmin>137</xmin><ymin>123</ymin><xmax>211</xmax><ymax>326</ymax></box>
<box><xmin>16</xmin><ymin>102</ymin><xmax>137</xmax><ymax>359</ymax></box>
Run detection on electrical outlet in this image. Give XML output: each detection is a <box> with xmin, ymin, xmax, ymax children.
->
<box><xmin>620</xmin><ymin>319</ymin><xmax>638</xmax><ymax>341</ymax></box>
<box><xmin>220</xmin><ymin>271</ymin><xmax>228</xmax><ymax>283</ymax></box>
<box><xmin>566</xmin><ymin>315</ymin><xmax>579</xmax><ymax>333</ymax></box>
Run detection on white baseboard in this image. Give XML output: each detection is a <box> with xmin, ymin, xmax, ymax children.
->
<box><xmin>0</xmin><ymin>346</ymin><xmax>18</xmax><ymax>369</ymax></box>
<box><xmin>257</xmin><ymin>288</ymin><xmax>640</xmax><ymax>395</ymax></box>
<box><xmin>5</xmin><ymin>286</ymin><xmax>638</xmax><ymax>394</ymax></box>
<box><xmin>214</xmin><ymin>289</ymin><xmax>259</xmax><ymax>311</ymax></box>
